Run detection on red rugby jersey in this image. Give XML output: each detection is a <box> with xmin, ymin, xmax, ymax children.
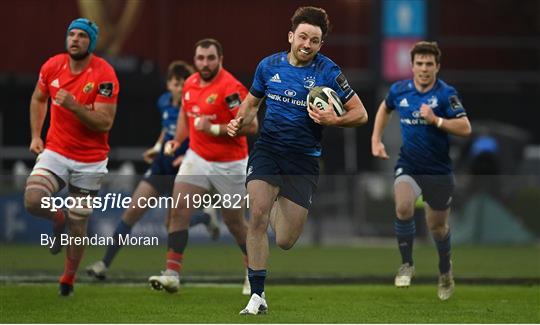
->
<box><xmin>182</xmin><ymin>68</ymin><xmax>248</xmax><ymax>162</ymax></box>
<box><xmin>37</xmin><ymin>53</ymin><xmax>119</xmax><ymax>162</ymax></box>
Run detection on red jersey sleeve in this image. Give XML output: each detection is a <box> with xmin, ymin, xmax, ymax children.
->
<box><xmin>37</xmin><ymin>57</ymin><xmax>55</xmax><ymax>96</ymax></box>
<box><xmin>94</xmin><ymin>63</ymin><xmax>119</xmax><ymax>105</ymax></box>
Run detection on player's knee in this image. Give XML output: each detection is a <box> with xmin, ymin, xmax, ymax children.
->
<box><xmin>24</xmin><ymin>189</ymin><xmax>45</xmax><ymax>215</ymax></box>
<box><xmin>122</xmin><ymin>207</ymin><xmax>143</xmax><ymax>225</ymax></box>
<box><xmin>276</xmin><ymin>236</ymin><xmax>296</xmax><ymax>250</ymax></box>
<box><xmin>395</xmin><ymin>201</ymin><xmax>414</xmax><ymax>218</ymax></box>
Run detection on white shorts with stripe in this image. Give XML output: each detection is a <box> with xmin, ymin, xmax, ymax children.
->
<box><xmin>32</xmin><ymin>149</ymin><xmax>108</xmax><ymax>193</ymax></box>
<box><xmin>175</xmin><ymin>149</ymin><xmax>247</xmax><ymax>197</ymax></box>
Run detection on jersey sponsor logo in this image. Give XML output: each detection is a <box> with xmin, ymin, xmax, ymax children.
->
<box><xmin>303</xmin><ymin>76</ymin><xmax>316</xmax><ymax>89</ymax></box>
<box><xmin>206</xmin><ymin>93</ymin><xmax>218</xmax><ymax>104</ymax></box>
<box><xmin>270</xmin><ymin>73</ymin><xmax>281</xmax><ymax>83</ymax></box>
<box><xmin>225</xmin><ymin>93</ymin><xmax>241</xmax><ymax>109</ymax></box>
<box><xmin>50</xmin><ymin>79</ymin><xmax>60</xmax><ymax>88</ymax></box>
<box><xmin>399</xmin><ymin>98</ymin><xmax>409</xmax><ymax>107</ymax></box>
<box><xmin>412</xmin><ymin>110</ymin><xmax>421</xmax><ymax>118</ymax></box>
<box><xmin>427</xmin><ymin>96</ymin><xmax>439</xmax><ymax>108</ymax></box>
<box><xmin>98</xmin><ymin>82</ymin><xmax>114</xmax><ymax>97</ymax></box>
<box><xmin>449</xmin><ymin>95</ymin><xmax>463</xmax><ymax>111</ymax></box>
<box><xmin>83</xmin><ymin>82</ymin><xmax>94</xmax><ymax>94</ymax></box>
<box><xmin>284</xmin><ymin>89</ymin><xmax>297</xmax><ymax>97</ymax></box>
<box><xmin>335</xmin><ymin>73</ymin><xmax>351</xmax><ymax>92</ymax></box>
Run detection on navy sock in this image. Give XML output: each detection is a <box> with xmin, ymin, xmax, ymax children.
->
<box><xmin>248</xmin><ymin>267</ymin><xmax>266</xmax><ymax>296</ymax></box>
<box><xmin>394</xmin><ymin>218</ymin><xmax>415</xmax><ymax>266</ymax></box>
<box><xmin>189</xmin><ymin>210</ymin><xmax>210</xmax><ymax>227</ymax></box>
<box><xmin>168</xmin><ymin>230</ymin><xmax>189</xmax><ymax>254</ymax></box>
<box><xmin>435</xmin><ymin>231</ymin><xmax>452</xmax><ymax>274</ymax></box>
<box><xmin>103</xmin><ymin>220</ymin><xmax>132</xmax><ymax>267</ymax></box>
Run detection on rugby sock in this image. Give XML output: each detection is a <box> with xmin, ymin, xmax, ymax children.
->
<box><xmin>166</xmin><ymin>230</ymin><xmax>188</xmax><ymax>273</ymax></box>
<box><xmin>248</xmin><ymin>267</ymin><xmax>266</xmax><ymax>297</ymax></box>
<box><xmin>60</xmin><ymin>245</ymin><xmax>84</xmax><ymax>285</ymax></box>
<box><xmin>435</xmin><ymin>231</ymin><xmax>452</xmax><ymax>274</ymax></box>
<box><xmin>166</xmin><ymin>251</ymin><xmax>183</xmax><ymax>274</ymax></box>
<box><xmin>52</xmin><ymin>209</ymin><xmax>65</xmax><ymax>232</ymax></box>
<box><xmin>102</xmin><ymin>220</ymin><xmax>132</xmax><ymax>267</ymax></box>
<box><xmin>394</xmin><ymin>218</ymin><xmax>415</xmax><ymax>266</ymax></box>
<box><xmin>189</xmin><ymin>210</ymin><xmax>210</xmax><ymax>227</ymax></box>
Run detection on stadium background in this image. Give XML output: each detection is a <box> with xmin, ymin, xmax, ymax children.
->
<box><xmin>0</xmin><ymin>0</ymin><xmax>539</xmax><ymax>323</ymax></box>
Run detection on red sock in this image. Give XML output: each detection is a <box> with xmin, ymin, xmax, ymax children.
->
<box><xmin>166</xmin><ymin>251</ymin><xmax>183</xmax><ymax>273</ymax></box>
<box><xmin>59</xmin><ymin>247</ymin><xmax>84</xmax><ymax>285</ymax></box>
<box><xmin>52</xmin><ymin>210</ymin><xmax>65</xmax><ymax>230</ymax></box>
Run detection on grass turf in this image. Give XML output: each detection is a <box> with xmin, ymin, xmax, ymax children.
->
<box><xmin>1</xmin><ymin>244</ymin><xmax>539</xmax><ymax>279</ymax></box>
<box><xmin>1</xmin><ymin>283</ymin><xmax>539</xmax><ymax>323</ymax></box>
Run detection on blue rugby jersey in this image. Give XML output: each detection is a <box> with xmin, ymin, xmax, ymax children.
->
<box><xmin>250</xmin><ymin>52</ymin><xmax>355</xmax><ymax>157</ymax></box>
<box><xmin>156</xmin><ymin>92</ymin><xmax>189</xmax><ymax>155</ymax></box>
<box><xmin>385</xmin><ymin>79</ymin><xmax>467</xmax><ymax>175</ymax></box>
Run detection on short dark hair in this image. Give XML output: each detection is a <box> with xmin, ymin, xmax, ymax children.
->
<box><xmin>291</xmin><ymin>6</ymin><xmax>330</xmax><ymax>39</ymax></box>
<box><xmin>166</xmin><ymin>60</ymin><xmax>194</xmax><ymax>81</ymax></box>
<box><xmin>410</xmin><ymin>41</ymin><xmax>442</xmax><ymax>64</ymax></box>
<box><xmin>194</xmin><ymin>38</ymin><xmax>223</xmax><ymax>57</ymax></box>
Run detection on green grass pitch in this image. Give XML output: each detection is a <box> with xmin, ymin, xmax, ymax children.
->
<box><xmin>1</xmin><ymin>244</ymin><xmax>539</xmax><ymax>323</ymax></box>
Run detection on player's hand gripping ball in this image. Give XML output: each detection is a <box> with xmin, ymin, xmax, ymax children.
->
<box><xmin>307</xmin><ymin>86</ymin><xmax>345</xmax><ymax>117</ymax></box>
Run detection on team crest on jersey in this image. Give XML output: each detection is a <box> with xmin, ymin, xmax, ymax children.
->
<box><xmin>303</xmin><ymin>76</ymin><xmax>316</xmax><ymax>89</ymax></box>
<box><xmin>427</xmin><ymin>96</ymin><xmax>439</xmax><ymax>108</ymax></box>
<box><xmin>83</xmin><ymin>82</ymin><xmax>94</xmax><ymax>94</ymax></box>
<box><xmin>206</xmin><ymin>93</ymin><xmax>218</xmax><ymax>104</ymax></box>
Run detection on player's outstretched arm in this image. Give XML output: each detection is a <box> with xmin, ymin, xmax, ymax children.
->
<box><xmin>227</xmin><ymin>93</ymin><xmax>261</xmax><ymax>137</ymax></box>
<box><xmin>29</xmin><ymin>85</ymin><xmax>49</xmax><ymax>154</ymax></box>
<box><xmin>371</xmin><ymin>100</ymin><xmax>392</xmax><ymax>159</ymax></box>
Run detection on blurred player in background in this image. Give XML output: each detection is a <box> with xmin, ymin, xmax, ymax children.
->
<box><xmin>148</xmin><ymin>38</ymin><xmax>258</xmax><ymax>294</ymax></box>
<box><xmin>23</xmin><ymin>18</ymin><xmax>119</xmax><ymax>296</ymax></box>
<box><xmin>371</xmin><ymin>41</ymin><xmax>471</xmax><ymax>300</ymax></box>
<box><xmin>228</xmin><ymin>7</ymin><xmax>368</xmax><ymax>314</ymax></box>
<box><xmin>85</xmin><ymin>61</ymin><xmax>220</xmax><ymax>280</ymax></box>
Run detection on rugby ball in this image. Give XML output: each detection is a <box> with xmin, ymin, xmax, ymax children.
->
<box><xmin>307</xmin><ymin>86</ymin><xmax>345</xmax><ymax>117</ymax></box>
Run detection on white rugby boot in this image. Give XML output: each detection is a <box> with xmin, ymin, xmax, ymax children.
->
<box><xmin>85</xmin><ymin>260</ymin><xmax>108</xmax><ymax>280</ymax></box>
<box><xmin>148</xmin><ymin>270</ymin><xmax>180</xmax><ymax>293</ymax></box>
<box><xmin>239</xmin><ymin>292</ymin><xmax>268</xmax><ymax>315</ymax></box>
<box><xmin>394</xmin><ymin>263</ymin><xmax>415</xmax><ymax>287</ymax></box>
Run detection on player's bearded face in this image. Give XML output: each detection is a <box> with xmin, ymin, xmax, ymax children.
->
<box><xmin>412</xmin><ymin>54</ymin><xmax>440</xmax><ymax>89</ymax></box>
<box><xmin>194</xmin><ymin>45</ymin><xmax>222</xmax><ymax>82</ymax></box>
<box><xmin>288</xmin><ymin>23</ymin><xmax>323</xmax><ymax>66</ymax></box>
<box><xmin>67</xmin><ymin>29</ymin><xmax>91</xmax><ymax>61</ymax></box>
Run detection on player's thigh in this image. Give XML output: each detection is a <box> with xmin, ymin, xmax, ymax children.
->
<box><xmin>70</xmin><ymin>158</ymin><xmax>108</xmax><ymax>194</ymax></box>
<box><xmin>393</xmin><ymin>174</ymin><xmax>421</xmax><ymax>217</ymax></box>
<box><xmin>25</xmin><ymin>150</ymin><xmax>69</xmax><ymax>205</ymax></box>
<box><xmin>175</xmin><ymin>149</ymin><xmax>211</xmax><ymax>192</ymax></box>
<box><xmin>273</xmin><ymin>196</ymin><xmax>308</xmax><ymax>249</ymax></box>
<box><xmin>122</xmin><ymin>180</ymin><xmax>160</xmax><ymax>225</ymax></box>
<box><xmin>246</xmin><ymin>180</ymin><xmax>279</xmax><ymax>227</ymax></box>
<box><xmin>167</xmin><ymin>181</ymin><xmax>207</xmax><ymax>231</ymax></box>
